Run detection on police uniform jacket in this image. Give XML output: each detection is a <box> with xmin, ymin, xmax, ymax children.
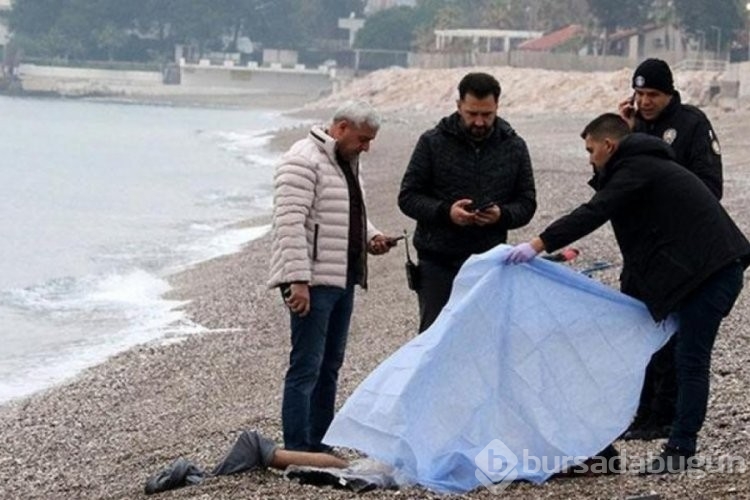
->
<box><xmin>398</xmin><ymin>113</ymin><xmax>537</xmax><ymax>265</ymax></box>
<box><xmin>539</xmin><ymin>134</ymin><xmax>749</xmax><ymax>321</ymax></box>
<box><xmin>634</xmin><ymin>91</ymin><xmax>723</xmax><ymax>199</ymax></box>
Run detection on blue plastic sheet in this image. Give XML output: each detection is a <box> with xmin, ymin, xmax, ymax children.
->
<box><xmin>324</xmin><ymin>245</ymin><xmax>676</xmax><ymax>493</ymax></box>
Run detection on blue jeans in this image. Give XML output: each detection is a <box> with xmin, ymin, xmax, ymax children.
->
<box><xmin>669</xmin><ymin>261</ymin><xmax>745</xmax><ymax>452</ymax></box>
<box><xmin>282</xmin><ymin>285</ymin><xmax>355</xmax><ymax>451</ymax></box>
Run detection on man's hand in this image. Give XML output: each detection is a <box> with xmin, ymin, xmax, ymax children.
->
<box><xmin>368</xmin><ymin>234</ymin><xmax>391</xmax><ymax>255</ymax></box>
<box><xmin>286</xmin><ymin>283</ymin><xmax>310</xmax><ymax>316</ymax></box>
<box><xmin>474</xmin><ymin>204</ymin><xmax>501</xmax><ymax>226</ymax></box>
<box><xmin>505</xmin><ymin>237</ymin><xmax>545</xmax><ymax>264</ymax></box>
<box><xmin>617</xmin><ymin>96</ymin><xmax>636</xmax><ymax>130</ymax></box>
<box><xmin>450</xmin><ymin>199</ymin><xmax>477</xmax><ymax>226</ymax></box>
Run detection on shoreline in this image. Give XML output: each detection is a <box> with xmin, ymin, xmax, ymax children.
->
<box><xmin>0</xmin><ymin>98</ymin><xmax>309</xmax><ymax>409</ymax></box>
<box><xmin>0</xmin><ymin>86</ymin><xmax>319</xmax><ymax>112</ymax></box>
<box><xmin>1</xmin><ymin>100</ymin><xmax>750</xmax><ymax>498</ymax></box>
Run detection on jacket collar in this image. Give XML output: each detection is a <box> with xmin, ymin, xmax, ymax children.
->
<box><xmin>309</xmin><ymin>126</ymin><xmax>338</xmax><ymax>165</ymax></box>
<box><xmin>308</xmin><ymin>125</ymin><xmax>360</xmax><ymax>176</ymax></box>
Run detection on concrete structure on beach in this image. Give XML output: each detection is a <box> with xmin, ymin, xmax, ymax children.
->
<box><xmin>177</xmin><ymin>54</ymin><xmax>336</xmax><ymax>98</ymax></box>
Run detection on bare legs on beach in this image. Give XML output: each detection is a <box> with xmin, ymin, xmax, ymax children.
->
<box><xmin>270</xmin><ymin>449</ymin><xmax>349</xmax><ymax>470</ymax></box>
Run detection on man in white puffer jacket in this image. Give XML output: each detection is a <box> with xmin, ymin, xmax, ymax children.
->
<box><xmin>269</xmin><ymin>100</ymin><xmax>395</xmax><ymax>452</ymax></box>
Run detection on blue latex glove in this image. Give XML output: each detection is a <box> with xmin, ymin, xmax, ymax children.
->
<box><xmin>505</xmin><ymin>242</ymin><xmax>539</xmax><ymax>264</ymax></box>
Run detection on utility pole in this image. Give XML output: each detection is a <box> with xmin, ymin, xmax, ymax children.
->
<box><xmin>710</xmin><ymin>25</ymin><xmax>721</xmax><ymax>59</ymax></box>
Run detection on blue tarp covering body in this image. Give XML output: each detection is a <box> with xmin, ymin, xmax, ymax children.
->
<box><xmin>324</xmin><ymin>245</ymin><xmax>676</xmax><ymax>493</ymax></box>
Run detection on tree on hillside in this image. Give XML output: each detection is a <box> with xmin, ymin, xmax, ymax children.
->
<box><xmin>587</xmin><ymin>0</ymin><xmax>651</xmax><ymax>54</ymax></box>
<box><xmin>534</xmin><ymin>0</ymin><xmax>592</xmax><ymax>31</ymax></box>
<box><xmin>355</xmin><ymin>6</ymin><xmax>417</xmax><ymax>50</ymax></box>
<box><xmin>673</xmin><ymin>0</ymin><xmax>745</xmax><ymax>51</ymax></box>
<box><xmin>9</xmin><ymin>0</ymin><xmax>64</xmax><ymax>36</ymax></box>
<box><xmin>587</xmin><ymin>0</ymin><xmax>651</xmax><ymax>32</ymax></box>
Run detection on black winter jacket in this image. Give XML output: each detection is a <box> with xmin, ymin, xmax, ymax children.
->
<box><xmin>398</xmin><ymin>113</ymin><xmax>537</xmax><ymax>265</ymax></box>
<box><xmin>634</xmin><ymin>91</ymin><xmax>723</xmax><ymax>199</ymax></box>
<box><xmin>539</xmin><ymin>134</ymin><xmax>749</xmax><ymax>321</ymax></box>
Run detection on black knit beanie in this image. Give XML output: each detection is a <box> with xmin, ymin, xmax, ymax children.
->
<box><xmin>632</xmin><ymin>58</ymin><xmax>674</xmax><ymax>94</ymax></box>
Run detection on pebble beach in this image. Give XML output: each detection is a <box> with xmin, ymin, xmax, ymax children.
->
<box><xmin>1</xmin><ymin>67</ymin><xmax>750</xmax><ymax>499</ymax></box>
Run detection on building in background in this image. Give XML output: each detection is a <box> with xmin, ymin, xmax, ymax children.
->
<box><xmin>517</xmin><ymin>25</ymin><xmax>586</xmax><ymax>53</ymax></box>
<box><xmin>606</xmin><ymin>24</ymin><xmax>690</xmax><ymax>63</ymax></box>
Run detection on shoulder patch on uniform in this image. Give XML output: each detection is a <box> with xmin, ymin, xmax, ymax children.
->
<box><xmin>712</xmin><ymin>139</ymin><xmax>721</xmax><ymax>155</ymax></box>
<box><xmin>662</xmin><ymin>128</ymin><xmax>677</xmax><ymax>145</ymax></box>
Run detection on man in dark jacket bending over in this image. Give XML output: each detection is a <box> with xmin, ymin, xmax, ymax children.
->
<box><xmin>506</xmin><ymin>113</ymin><xmax>749</xmax><ymax>473</ymax></box>
<box><xmin>398</xmin><ymin>72</ymin><xmax>537</xmax><ymax>332</ymax></box>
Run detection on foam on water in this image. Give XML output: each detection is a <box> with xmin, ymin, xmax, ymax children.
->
<box><xmin>0</xmin><ymin>97</ymin><xmax>308</xmax><ymax>405</ymax></box>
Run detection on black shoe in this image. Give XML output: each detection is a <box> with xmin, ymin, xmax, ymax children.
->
<box><xmin>640</xmin><ymin>445</ymin><xmax>695</xmax><ymax>475</ymax></box>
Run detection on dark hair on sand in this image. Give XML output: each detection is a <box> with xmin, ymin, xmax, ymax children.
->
<box><xmin>458</xmin><ymin>72</ymin><xmax>501</xmax><ymax>101</ymax></box>
<box><xmin>580</xmin><ymin>113</ymin><xmax>631</xmax><ymax>141</ymax></box>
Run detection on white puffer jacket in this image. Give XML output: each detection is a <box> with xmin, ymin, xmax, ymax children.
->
<box><xmin>268</xmin><ymin>126</ymin><xmax>380</xmax><ymax>289</ymax></box>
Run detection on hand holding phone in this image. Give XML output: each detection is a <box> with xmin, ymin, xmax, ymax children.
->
<box><xmin>467</xmin><ymin>201</ymin><xmax>494</xmax><ymax>212</ymax></box>
<box><xmin>386</xmin><ymin>235</ymin><xmax>405</xmax><ymax>247</ymax></box>
<box><xmin>620</xmin><ymin>93</ymin><xmax>637</xmax><ymax>120</ymax></box>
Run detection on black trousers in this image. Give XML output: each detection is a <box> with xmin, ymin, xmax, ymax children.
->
<box><xmin>416</xmin><ymin>259</ymin><xmax>462</xmax><ymax>333</ymax></box>
<box><xmin>637</xmin><ymin>336</ymin><xmax>678</xmax><ymax>425</ymax></box>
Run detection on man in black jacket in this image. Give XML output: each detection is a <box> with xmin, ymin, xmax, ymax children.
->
<box><xmin>398</xmin><ymin>72</ymin><xmax>537</xmax><ymax>332</ymax></box>
<box><xmin>506</xmin><ymin>113</ymin><xmax>749</xmax><ymax>473</ymax></box>
<box><xmin>618</xmin><ymin>58</ymin><xmax>724</xmax><ymax>440</ymax></box>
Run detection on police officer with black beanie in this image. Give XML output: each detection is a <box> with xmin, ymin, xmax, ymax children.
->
<box><xmin>618</xmin><ymin>58</ymin><xmax>724</xmax><ymax>441</ymax></box>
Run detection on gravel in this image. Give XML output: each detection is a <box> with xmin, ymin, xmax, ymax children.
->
<box><xmin>1</xmin><ymin>105</ymin><xmax>748</xmax><ymax>499</ymax></box>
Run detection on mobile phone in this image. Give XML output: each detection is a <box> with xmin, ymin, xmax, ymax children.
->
<box><xmin>387</xmin><ymin>235</ymin><xmax>405</xmax><ymax>247</ymax></box>
<box><xmin>624</xmin><ymin>92</ymin><xmax>637</xmax><ymax>119</ymax></box>
<box><xmin>468</xmin><ymin>201</ymin><xmax>494</xmax><ymax>212</ymax></box>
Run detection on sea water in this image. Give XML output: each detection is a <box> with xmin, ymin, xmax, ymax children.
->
<box><xmin>0</xmin><ymin>96</ymin><xmax>306</xmax><ymax>404</ymax></box>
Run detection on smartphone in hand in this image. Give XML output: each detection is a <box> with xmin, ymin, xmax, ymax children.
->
<box><xmin>623</xmin><ymin>92</ymin><xmax>637</xmax><ymax>119</ymax></box>
<box><xmin>467</xmin><ymin>201</ymin><xmax>494</xmax><ymax>212</ymax></box>
<box><xmin>387</xmin><ymin>235</ymin><xmax>405</xmax><ymax>247</ymax></box>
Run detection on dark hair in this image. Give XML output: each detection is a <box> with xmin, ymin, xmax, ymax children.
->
<box><xmin>458</xmin><ymin>72</ymin><xmax>501</xmax><ymax>101</ymax></box>
<box><xmin>580</xmin><ymin>113</ymin><xmax>630</xmax><ymax>141</ymax></box>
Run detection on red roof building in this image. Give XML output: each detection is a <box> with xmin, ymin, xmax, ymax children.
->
<box><xmin>518</xmin><ymin>25</ymin><xmax>584</xmax><ymax>52</ymax></box>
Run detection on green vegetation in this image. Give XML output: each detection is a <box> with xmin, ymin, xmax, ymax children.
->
<box><xmin>5</xmin><ymin>0</ymin><xmax>748</xmax><ymax>61</ymax></box>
